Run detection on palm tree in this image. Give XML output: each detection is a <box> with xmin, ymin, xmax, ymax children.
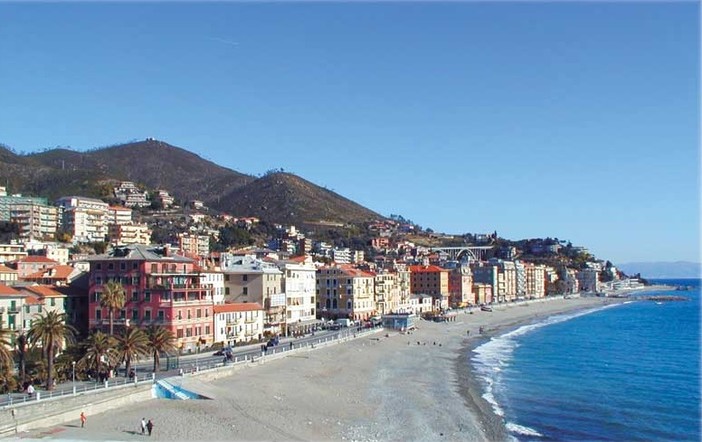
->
<box><xmin>115</xmin><ymin>327</ymin><xmax>148</xmax><ymax>378</ymax></box>
<box><xmin>16</xmin><ymin>333</ymin><xmax>27</xmax><ymax>383</ymax></box>
<box><xmin>80</xmin><ymin>331</ymin><xmax>116</xmax><ymax>381</ymax></box>
<box><xmin>0</xmin><ymin>322</ymin><xmax>14</xmax><ymax>389</ymax></box>
<box><xmin>100</xmin><ymin>280</ymin><xmax>126</xmax><ymax>336</ymax></box>
<box><xmin>27</xmin><ymin>311</ymin><xmax>76</xmax><ymax>390</ymax></box>
<box><xmin>145</xmin><ymin>325</ymin><xmax>176</xmax><ymax>372</ymax></box>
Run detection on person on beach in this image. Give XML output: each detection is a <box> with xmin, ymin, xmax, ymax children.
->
<box><xmin>146</xmin><ymin>419</ymin><xmax>154</xmax><ymax>436</ymax></box>
<box><xmin>141</xmin><ymin>417</ymin><xmax>146</xmax><ymax>434</ymax></box>
<box><xmin>80</xmin><ymin>412</ymin><xmax>86</xmax><ymax>428</ymax></box>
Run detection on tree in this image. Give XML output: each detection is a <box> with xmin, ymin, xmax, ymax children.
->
<box><xmin>115</xmin><ymin>327</ymin><xmax>149</xmax><ymax>378</ymax></box>
<box><xmin>81</xmin><ymin>331</ymin><xmax>116</xmax><ymax>380</ymax></box>
<box><xmin>0</xmin><ymin>322</ymin><xmax>14</xmax><ymax>383</ymax></box>
<box><xmin>146</xmin><ymin>326</ymin><xmax>176</xmax><ymax>372</ymax></box>
<box><xmin>16</xmin><ymin>333</ymin><xmax>27</xmax><ymax>383</ymax></box>
<box><xmin>27</xmin><ymin>311</ymin><xmax>76</xmax><ymax>390</ymax></box>
<box><xmin>100</xmin><ymin>281</ymin><xmax>126</xmax><ymax>336</ymax></box>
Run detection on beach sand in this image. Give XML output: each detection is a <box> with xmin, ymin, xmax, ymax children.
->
<box><xmin>23</xmin><ymin>292</ymin><xmax>663</xmax><ymax>442</ymax></box>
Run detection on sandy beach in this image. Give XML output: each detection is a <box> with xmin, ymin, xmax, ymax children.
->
<box><xmin>20</xmin><ymin>290</ymin><xmax>667</xmax><ymax>442</ymax></box>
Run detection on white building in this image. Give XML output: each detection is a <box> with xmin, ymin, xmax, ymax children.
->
<box><xmin>108</xmin><ymin>206</ymin><xmax>133</xmax><ymax>225</ymax></box>
<box><xmin>213</xmin><ymin>302</ymin><xmax>265</xmax><ymax>346</ymax></box>
<box><xmin>200</xmin><ymin>270</ymin><xmax>225</xmax><ymax>304</ymax></box>
<box><xmin>56</xmin><ymin>196</ymin><xmax>109</xmax><ymax>244</ymax></box>
<box><xmin>275</xmin><ymin>256</ymin><xmax>318</xmax><ymax>335</ymax></box>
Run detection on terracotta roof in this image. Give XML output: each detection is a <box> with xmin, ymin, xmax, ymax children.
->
<box><xmin>0</xmin><ymin>264</ymin><xmax>17</xmax><ymax>273</ymax></box>
<box><xmin>409</xmin><ymin>265</ymin><xmax>448</xmax><ymax>273</ymax></box>
<box><xmin>0</xmin><ymin>285</ymin><xmax>22</xmax><ymax>296</ymax></box>
<box><xmin>18</xmin><ymin>256</ymin><xmax>58</xmax><ymax>264</ymax></box>
<box><xmin>24</xmin><ymin>265</ymin><xmax>75</xmax><ymax>280</ymax></box>
<box><xmin>213</xmin><ymin>303</ymin><xmax>264</xmax><ymax>313</ymax></box>
<box><xmin>23</xmin><ymin>285</ymin><xmax>64</xmax><ymax>298</ymax></box>
<box><xmin>338</xmin><ymin>265</ymin><xmax>374</xmax><ymax>278</ymax></box>
<box><xmin>24</xmin><ymin>295</ymin><xmax>43</xmax><ymax>305</ymax></box>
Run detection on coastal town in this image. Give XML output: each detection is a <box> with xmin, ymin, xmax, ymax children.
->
<box><xmin>0</xmin><ymin>181</ymin><xmax>646</xmax><ymax>359</ymax></box>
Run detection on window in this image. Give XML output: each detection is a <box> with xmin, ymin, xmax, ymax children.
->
<box><xmin>132</xmin><ymin>309</ymin><xmax>139</xmax><ymax>321</ymax></box>
<box><xmin>24</xmin><ymin>305</ymin><xmax>29</xmax><ymax>313</ymax></box>
<box><xmin>151</xmin><ymin>264</ymin><xmax>158</xmax><ymax>273</ymax></box>
<box><xmin>108</xmin><ymin>263</ymin><xmax>114</xmax><ymax>270</ymax></box>
<box><xmin>225</xmin><ymin>287</ymin><xmax>230</xmax><ymax>295</ymax></box>
<box><xmin>177</xmin><ymin>329</ymin><xmax>183</xmax><ymax>338</ymax></box>
<box><xmin>205</xmin><ymin>325</ymin><xmax>210</xmax><ymax>335</ymax></box>
<box><xmin>187</xmin><ymin>310</ymin><xmax>192</xmax><ymax>319</ymax></box>
<box><xmin>205</xmin><ymin>309</ymin><xmax>209</xmax><ymax>317</ymax></box>
<box><xmin>120</xmin><ymin>262</ymin><xmax>126</xmax><ymax>271</ymax></box>
<box><xmin>158</xmin><ymin>310</ymin><xmax>165</xmax><ymax>321</ymax></box>
<box><xmin>132</xmin><ymin>291</ymin><xmax>139</xmax><ymax>302</ymax></box>
<box><xmin>144</xmin><ymin>310</ymin><xmax>151</xmax><ymax>321</ymax></box>
<box><xmin>196</xmin><ymin>309</ymin><xmax>201</xmax><ymax>318</ymax></box>
<box><xmin>132</xmin><ymin>262</ymin><xmax>138</xmax><ymax>270</ymax></box>
<box><xmin>177</xmin><ymin>311</ymin><xmax>182</xmax><ymax>320</ymax></box>
<box><xmin>186</xmin><ymin>328</ymin><xmax>192</xmax><ymax>337</ymax></box>
<box><xmin>96</xmin><ymin>276</ymin><xmax>102</xmax><ymax>285</ymax></box>
<box><xmin>38</xmin><ymin>305</ymin><xmax>42</xmax><ymax>313</ymax></box>
<box><xmin>144</xmin><ymin>291</ymin><xmax>151</xmax><ymax>302</ymax></box>
<box><xmin>224</xmin><ymin>275</ymin><xmax>230</xmax><ymax>282</ymax></box>
<box><xmin>243</xmin><ymin>287</ymin><xmax>248</xmax><ymax>296</ymax></box>
<box><xmin>120</xmin><ymin>309</ymin><xmax>126</xmax><ymax>319</ymax></box>
<box><xmin>96</xmin><ymin>263</ymin><xmax>102</xmax><ymax>270</ymax></box>
<box><xmin>96</xmin><ymin>309</ymin><xmax>102</xmax><ymax>320</ymax></box>
<box><xmin>242</xmin><ymin>275</ymin><xmax>248</xmax><ymax>282</ymax></box>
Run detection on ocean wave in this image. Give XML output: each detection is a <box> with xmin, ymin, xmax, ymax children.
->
<box><xmin>471</xmin><ymin>303</ymin><xmax>625</xmax><ymax>420</ymax></box>
<box><xmin>506</xmin><ymin>422</ymin><xmax>544</xmax><ymax>437</ymax></box>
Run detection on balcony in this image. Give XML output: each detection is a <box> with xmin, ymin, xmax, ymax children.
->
<box><xmin>7</xmin><ymin>307</ymin><xmax>20</xmax><ymax>314</ymax></box>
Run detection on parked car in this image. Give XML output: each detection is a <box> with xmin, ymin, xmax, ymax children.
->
<box><xmin>335</xmin><ymin>318</ymin><xmax>353</xmax><ymax>328</ymax></box>
<box><xmin>481</xmin><ymin>306</ymin><xmax>493</xmax><ymax>312</ymax></box>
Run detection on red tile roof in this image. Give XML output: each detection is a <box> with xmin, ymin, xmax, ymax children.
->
<box><xmin>23</xmin><ymin>265</ymin><xmax>74</xmax><ymax>281</ymax></box>
<box><xmin>18</xmin><ymin>256</ymin><xmax>58</xmax><ymax>264</ymax></box>
<box><xmin>24</xmin><ymin>295</ymin><xmax>43</xmax><ymax>305</ymax></box>
<box><xmin>409</xmin><ymin>265</ymin><xmax>448</xmax><ymax>273</ymax></box>
<box><xmin>23</xmin><ymin>285</ymin><xmax>63</xmax><ymax>298</ymax></box>
<box><xmin>0</xmin><ymin>285</ymin><xmax>22</xmax><ymax>296</ymax></box>
<box><xmin>213</xmin><ymin>303</ymin><xmax>264</xmax><ymax>314</ymax></box>
<box><xmin>0</xmin><ymin>264</ymin><xmax>16</xmax><ymax>273</ymax></box>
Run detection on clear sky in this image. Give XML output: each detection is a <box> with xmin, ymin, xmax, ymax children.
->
<box><xmin>0</xmin><ymin>1</ymin><xmax>699</xmax><ymax>265</ymax></box>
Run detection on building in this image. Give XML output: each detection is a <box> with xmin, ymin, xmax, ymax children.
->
<box><xmin>408</xmin><ymin>265</ymin><xmax>450</xmax><ymax>310</ymax></box>
<box><xmin>447</xmin><ymin>264</ymin><xmax>474</xmax><ymax>307</ymax></box>
<box><xmin>213</xmin><ymin>302</ymin><xmax>264</xmax><ymax>346</ymax></box>
<box><xmin>87</xmin><ymin>244</ymin><xmax>214</xmax><ymax>352</ymax></box>
<box><xmin>22</xmin><ymin>264</ymin><xmax>84</xmax><ymax>287</ymax></box>
<box><xmin>576</xmin><ymin>268</ymin><xmax>600</xmax><ymax>293</ymax></box>
<box><xmin>155</xmin><ymin>190</ymin><xmax>175</xmax><ymax>208</ymax></box>
<box><xmin>471</xmin><ymin>260</ymin><xmax>517</xmax><ymax>303</ymax></box>
<box><xmin>0</xmin><ymin>194</ymin><xmax>48</xmax><ymax>222</ymax></box>
<box><xmin>374</xmin><ymin>270</ymin><xmax>400</xmax><ymax>315</ymax></box>
<box><xmin>275</xmin><ymin>256</ymin><xmax>318</xmax><ymax>336</ymax></box>
<box><xmin>220</xmin><ymin>254</ymin><xmax>286</xmax><ymax>336</ymax></box>
<box><xmin>25</xmin><ymin>243</ymin><xmax>70</xmax><ymax>265</ymax></box>
<box><xmin>0</xmin><ymin>264</ymin><xmax>18</xmax><ymax>285</ymax></box>
<box><xmin>108</xmin><ymin>223</ymin><xmax>152</xmax><ymax>246</ymax></box>
<box><xmin>332</xmin><ymin>248</ymin><xmax>352</xmax><ymax>264</ymax></box>
<box><xmin>472</xmin><ymin>282</ymin><xmax>493</xmax><ymax>305</ymax></box>
<box><xmin>0</xmin><ymin>243</ymin><xmax>27</xmax><ymax>264</ymax></box>
<box><xmin>56</xmin><ymin>196</ymin><xmax>110</xmax><ymax>244</ymax></box>
<box><xmin>108</xmin><ymin>206</ymin><xmax>133</xmax><ymax>226</ymax></box>
<box><xmin>9</xmin><ymin>201</ymin><xmax>59</xmax><ymax>241</ymax></box>
<box><xmin>178</xmin><ymin>233</ymin><xmax>210</xmax><ymax>258</ymax></box>
<box><xmin>0</xmin><ymin>285</ymin><xmax>27</xmax><ymax>336</ymax></box>
<box><xmin>113</xmin><ymin>181</ymin><xmax>150</xmax><ymax>208</ymax></box>
<box><xmin>524</xmin><ymin>262</ymin><xmax>546</xmax><ymax>298</ymax></box>
<box><xmin>200</xmin><ymin>270</ymin><xmax>225</xmax><ymax>304</ymax></box>
<box><xmin>382</xmin><ymin>312</ymin><xmax>416</xmax><ymax>331</ymax></box>
<box><xmin>316</xmin><ymin>265</ymin><xmax>375</xmax><ymax>321</ymax></box>
<box><xmin>11</xmin><ymin>255</ymin><xmax>59</xmax><ymax>278</ymax></box>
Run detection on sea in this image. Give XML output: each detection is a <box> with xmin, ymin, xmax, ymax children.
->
<box><xmin>471</xmin><ymin>279</ymin><xmax>700</xmax><ymax>442</ymax></box>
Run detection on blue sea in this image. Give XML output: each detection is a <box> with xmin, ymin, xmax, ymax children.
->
<box><xmin>471</xmin><ymin>279</ymin><xmax>700</xmax><ymax>441</ymax></box>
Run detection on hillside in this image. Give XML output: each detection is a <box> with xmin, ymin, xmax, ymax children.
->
<box><xmin>0</xmin><ymin>139</ymin><xmax>385</xmax><ymax>227</ymax></box>
<box><xmin>27</xmin><ymin>139</ymin><xmax>254</xmax><ymax>203</ymax></box>
<box><xmin>214</xmin><ymin>172</ymin><xmax>383</xmax><ymax>226</ymax></box>
<box><xmin>617</xmin><ymin>261</ymin><xmax>701</xmax><ymax>279</ymax></box>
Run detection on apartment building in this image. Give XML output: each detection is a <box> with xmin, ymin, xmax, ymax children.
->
<box><xmin>108</xmin><ymin>223</ymin><xmax>152</xmax><ymax>246</ymax></box>
<box><xmin>108</xmin><ymin>206</ymin><xmax>133</xmax><ymax>225</ymax></box>
<box><xmin>155</xmin><ymin>190</ymin><xmax>174</xmax><ymax>208</ymax></box>
<box><xmin>275</xmin><ymin>256</ymin><xmax>317</xmax><ymax>335</ymax></box>
<box><xmin>88</xmin><ymin>244</ymin><xmax>214</xmax><ymax>352</ymax></box>
<box><xmin>524</xmin><ymin>262</ymin><xmax>546</xmax><ymax>298</ymax></box>
<box><xmin>213</xmin><ymin>302</ymin><xmax>264</xmax><ymax>346</ymax></box>
<box><xmin>576</xmin><ymin>268</ymin><xmax>600</xmax><ymax>293</ymax></box>
<box><xmin>178</xmin><ymin>233</ymin><xmax>210</xmax><ymax>258</ymax></box>
<box><xmin>408</xmin><ymin>265</ymin><xmax>450</xmax><ymax>310</ymax></box>
<box><xmin>472</xmin><ymin>282</ymin><xmax>493</xmax><ymax>305</ymax></box>
<box><xmin>0</xmin><ymin>194</ymin><xmax>48</xmax><ymax>222</ymax></box>
<box><xmin>220</xmin><ymin>254</ymin><xmax>285</xmax><ymax>335</ymax></box>
<box><xmin>374</xmin><ymin>270</ymin><xmax>400</xmax><ymax>315</ymax></box>
<box><xmin>0</xmin><ymin>264</ymin><xmax>18</xmax><ymax>285</ymax></box>
<box><xmin>199</xmin><ymin>270</ymin><xmax>225</xmax><ymax>304</ymax></box>
<box><xmin>9</xmin><ymin>201</ymin><xmax>59</xmax><ymax>241</ymax></box>
<box><xmin>56</xmin><ymin>196</ymin><xmax>109</xmax><ymax>243</ymax></box>
<box><xmin>113</xmin><ymin>181</ymin><xmax>150</xmax><ymax>208</ymax></box>
<box><xmin>316</xmin><ymin>265</ymin><xmax>375</xmax><ymax>321</ymax></box>
<box><xmin>0</xmin><ymin>243</ymin><xmax>27</xmax><ymax>264</ymax></box>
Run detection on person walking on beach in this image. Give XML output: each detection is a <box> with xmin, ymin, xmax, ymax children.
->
<box><xmin>80</xmin><ymin>412</ymin><xmax>86</xmax><ymax>428</ymax></box>
<box><xmin>141</xmin><ymin>417</ymin><xmax>146</xmax><ymax>435</ymax></box>
<box><xmin>146</xmin><ymin>419</ymin><xmax>154</xmax><ymax>436</ymax></box>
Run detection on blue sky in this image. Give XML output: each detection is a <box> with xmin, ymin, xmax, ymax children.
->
<box><xmin>0</xmin><ymin>2</ymin><xmax>699</xmax><ymax>264</ymax></box>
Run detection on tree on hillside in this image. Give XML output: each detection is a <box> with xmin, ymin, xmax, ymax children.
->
<box><xmin>27</xmin><ymin>311</ymin><xmax>76</xmax><ymax>390</ymax></box>
<box><xmin>100</xmin><ymin>281</ymin><xmax>126</xmax><ymax>336</ymax></box>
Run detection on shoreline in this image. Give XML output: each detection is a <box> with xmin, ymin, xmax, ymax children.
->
<box><xmin>22</xmin><ymin>286</ymin><xmax>671</xmax><ymax>441</ymax></box>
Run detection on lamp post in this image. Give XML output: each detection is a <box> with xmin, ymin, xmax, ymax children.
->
<box><xmin>72</xmin><ymin>361</ymin><xmax>76</xmax><ymax>395</ymax></box>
